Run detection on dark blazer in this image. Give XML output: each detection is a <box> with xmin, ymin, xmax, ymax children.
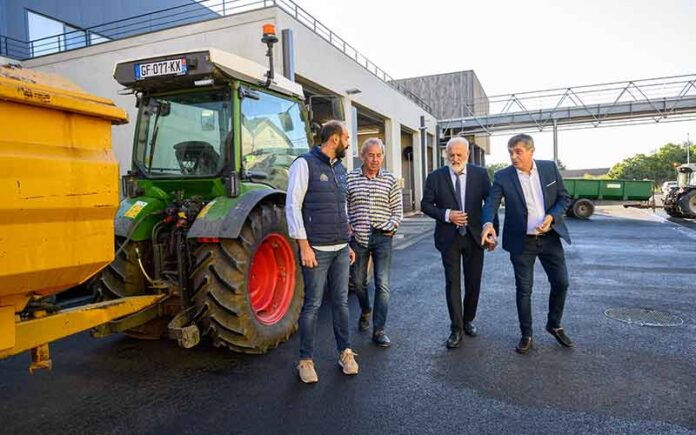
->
<box><xmin>421</xmin><ymin>164</ymin><xmax>493</xmax><ymax>252</ymax></box>
<box><xmin>482</xmin><ymin>160</ymin><xmax>572</xmax><ymax>254</ymax></box>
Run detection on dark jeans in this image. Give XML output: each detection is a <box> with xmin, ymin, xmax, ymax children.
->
<box><xmin>509</xmin><ymin>234</ymin><xmax>570</xmax><ymax>338</ymax></box>
<box><xmin>298</xmin><ymin>246</ymin><xmax>351</xmax><ymax>360</ymax></box>
<box><xmin>440</xmin><ymin>232</ymin><xmax>484</xmax><ymax>333</ymax></box>
<box><xmin>350</xmin><ymin>232</ymin><xmax>394</xmax><ymax>332</ymax></box>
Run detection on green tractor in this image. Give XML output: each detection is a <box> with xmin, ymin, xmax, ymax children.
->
<box><xmin>95</xmin><ymin>30</ymin><xmax>340</xmax><ymax>353</ymax></box>
<box><xmin>663</xmin><ymin>163</ymin><xmax>696</xmax><ymax>219</ymax></box>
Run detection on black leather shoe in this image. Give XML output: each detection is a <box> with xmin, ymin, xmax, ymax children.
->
<box><xmin>515</xmin><ymin>336</ymin><xmax>533</xmax><ymax>354</ymax></box>
<box><xmin>545</xmin><ymin>326</ymin><xmax>575</xmax><ymax>348</ymax></box>
<box><xmin>463</xmin><ymin>322</ymin><xmax>478</xmax><ymax>337</ymax></box>
<box><xmin>372</xmin><ymin>330</ymin><xmax>391</xmax><ymax>347</ymax></box>
<box><xmin>446</xmin><ymin>331</ymin><xmax>463</xmax><ymax>349</ymax></box>
<box><xmin>358</xmin><ymin>310</ymin><xmax>371</xmax><ymax>332</ymax></box>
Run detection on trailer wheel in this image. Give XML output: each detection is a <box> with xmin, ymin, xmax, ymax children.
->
<box><xmin>678</xmin><ymin>189</ymin><xmax>696</xmax><ymax>218</ymax></box>
<box><xmin>572</xmin><ymin>198</ymin><xmax>595</xmax><ymax>219</ymax></box>
<box><xmin>566</xmin><ymin>201</ymin><xmax>577</xmax><ymax>218</ymax></box>
<box><xmin>190</xmin><ymin>202</ymin><xmax>302</xmax><ymax>354</ymax></box>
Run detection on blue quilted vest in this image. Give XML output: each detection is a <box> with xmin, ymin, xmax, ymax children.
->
<box><xmin>300</xmin><ymin>146</ymin><xmax>350</xmax><ymax>246</ymax></box>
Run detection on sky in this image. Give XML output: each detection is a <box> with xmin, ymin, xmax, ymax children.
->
<box><xmin>283</xmin><ymin>0</ymin><xmax>696</xmax><ymax>169</ymax></box>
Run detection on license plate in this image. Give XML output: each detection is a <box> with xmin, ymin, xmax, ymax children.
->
<box><xmin>135</xmin><ymin>58</ymin><xmax>187</xmax><ymax>80</ymax></box>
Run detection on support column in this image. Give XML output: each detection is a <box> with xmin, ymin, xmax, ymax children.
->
<box><xmin>431</xmin><ymin>134</ymin><xmax>438</xmax><ymax>170</ymax></box>
<box><xmin>343</xmin><ymin>97</ymin><xmax>356</xmax><ymax>172</ymax></box>
<box><xmin>412</xmin><ymin>130</ymin><xmax>423</xmax><ymax>211</ymax></box>
<box><xmin>384</xmin><ymin>118</ymin><xmax>402</xmax><ymax>179</ymax></box>
<box><xmin>553</xmin><ymin>119</ymin><xmax>558</xmax><ymax>165</ymax></box>
<box><xmin>420</xmin><ymin>115</ymin><xmax>427</xmax><ymax>181</ymax></box>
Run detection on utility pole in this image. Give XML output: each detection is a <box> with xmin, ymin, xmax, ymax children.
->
<box><xmin>687</xmin><ymin>133</ymin><xmax>691</xmax><ymax>164</ymax></box>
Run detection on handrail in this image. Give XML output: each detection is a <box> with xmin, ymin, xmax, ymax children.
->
<box><xmin>2</xmin><ymin>0</ymin><xmax>432</xmax><ymax>113</ymax></box>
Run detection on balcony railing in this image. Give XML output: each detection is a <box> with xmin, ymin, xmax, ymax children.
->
<box><xmin>0</xmin><ymin>0</ymin><xmax>432</xmax><ymax>113</ymax></box>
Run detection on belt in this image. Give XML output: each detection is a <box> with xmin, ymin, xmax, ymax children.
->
<box><xmin>526</xmin><ymin>233</ymin><xmax>545</xmax><ymax>239</ymax></box>
<box><xmin>371</xmin><ymin>228</ymin><xmax>392</xmax><ymax>234</ymax></box>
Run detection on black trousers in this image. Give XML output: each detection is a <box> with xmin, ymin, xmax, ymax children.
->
<box><xmin>440</xmin><ymin>232</ymin><xmax>484</xmax><ymax>333</ymax></box>
<box><xmin>509</xmin><ymin>234</ymin><xmax>569</xmax><ymax>337</ymax></box>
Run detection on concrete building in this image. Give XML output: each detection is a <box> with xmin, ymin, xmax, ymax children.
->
<box><xmin>1</xmin><ymin>1</ymin><xmax>489</xmax><ymax>211</ymax></box>
<box><xmin>394</xmin><ymin>71</ymin><xmax>490</xmax><ymax>166</ymax></box>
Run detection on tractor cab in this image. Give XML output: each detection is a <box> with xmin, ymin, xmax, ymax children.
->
<box><xmin>676</xmin><ymin>163</ymin><xmax>695</xmax><ymax>188</ymax></box>
<box><xmin>664</xmin><ymin>163</ymin><xmax>696</xmax><ymax>218</ymax></box>
<box><xmin>114</xmin><ymin>47</ymin><xmax>311</xmax><ymax>193</ymax></box>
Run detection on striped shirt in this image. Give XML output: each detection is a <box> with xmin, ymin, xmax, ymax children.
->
<box><xmin>346</xmin><ymin>167</ymin><xmax>403</xmax><ymax>247</ymax></box>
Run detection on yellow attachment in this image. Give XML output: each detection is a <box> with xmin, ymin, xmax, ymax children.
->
<box><xmin>0</xmin><ymin>65</ymin><xmax>128</xmax><ymax>313</ymax></box>
<box><xmin>0</xmin><ymin>295</ymin><xmax>165</xmax><ymax>362</ymax></box>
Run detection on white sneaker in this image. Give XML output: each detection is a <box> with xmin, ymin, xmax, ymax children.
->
<box><xmin>338</xmin><ymin>348</ymin><xmax>359</xmax><ymax>375</ymax></box>
<box><xmin>297</xmin><ymin>359</ymin><xmax>318</xmax><ymax>383</ymax></box>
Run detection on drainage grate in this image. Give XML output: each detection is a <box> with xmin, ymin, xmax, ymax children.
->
<box><xmin>604</xmin><ymin>308</ymin><xmax>684</xmax><ymax>327</ymax></box>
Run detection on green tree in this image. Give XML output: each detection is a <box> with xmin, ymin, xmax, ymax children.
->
<box><xmin>607</xmin><ymin>142</ymin><xmax>696</xmax><ymax>185</ymax></box>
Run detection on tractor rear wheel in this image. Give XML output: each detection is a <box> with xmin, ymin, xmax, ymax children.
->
<box><xmin>92</xmin><ymin>239</ymin><xmax>167</xmax><ymax>339</ymax></box>
<box><xmin>678</xmin><ymin>189</ymin><xmax>696</xmax><ymax>218</ymax></box>
<box><xmin>94</xmin><ymin>238</ymin><xmax>149</xmax><ymax>300</ymax></box>
<box><xmin>190</xmin><ymin>202</ymin><xmax>302</xmax><ymax>353</ymax></box>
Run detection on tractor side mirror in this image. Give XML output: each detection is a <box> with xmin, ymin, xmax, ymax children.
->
<box><xmin>278</xmin><ymin>111</ymin><xmax>294</xmax><ymax>132</ymax></box>
<box><xmin>308</xmin><ymin>95</ymin><xmax>345</xmax><ymax>123</ymax></box>
<box><xmin>328</xmin><ymin>96</ymin><xmax>344</xmax><ymax>121</ymax></box>
<box><xmin>158</xmin><ymin>101</ymin><xmax>171</xmax><ymax>117</ymax></box>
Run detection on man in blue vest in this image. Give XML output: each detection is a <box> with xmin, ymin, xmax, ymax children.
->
<box><xmin>481</xmin><ymin>133</ymin><xmax>574</xmax><ymax>354</ymax></box>
<box><xmin>286</xmin><ymin>120</ymin><xmax>358</xmax><ymax>383</ymax></box>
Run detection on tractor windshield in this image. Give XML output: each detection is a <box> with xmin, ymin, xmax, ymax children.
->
<box><xmin>241</xmin><ymin>89</ymin><xmax>311</xmax><ymax>190</ymax></box>
<box><xmin>134</xmin><ymin>89</ymin><xmax>230</xmax><ymax>177</ymax></box>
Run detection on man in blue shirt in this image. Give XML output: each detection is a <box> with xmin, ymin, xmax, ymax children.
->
<box><xmin>481</xmin><ymin>133</ymin><xmax>574</xmax><ymax>354</ymax></box>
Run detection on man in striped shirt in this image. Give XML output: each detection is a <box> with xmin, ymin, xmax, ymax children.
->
<box><xmin>346</xmin><ymin>138</ymin><xmax>403</xmax><ymax>347</ymax></box>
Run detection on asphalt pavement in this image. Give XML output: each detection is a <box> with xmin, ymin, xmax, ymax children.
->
<box><xmin>1</xmin><ymin>206</ymin><xmax>694</xmax><ymax>435</ymax></box>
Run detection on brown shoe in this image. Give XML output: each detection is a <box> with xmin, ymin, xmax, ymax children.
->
<box><xmin>297</xmin><ymin>359</ymin><xmax>318</xmax><ymax>383</ymax></box>
<box><xmin>338</xmin><ymin>348</ymin><xmax>359</xmax><ymax>375</ymax></box>
<box><xmin>515</xmin><ymin>336</ymin><xmax>533</xmax><ymax>354</ymax></box>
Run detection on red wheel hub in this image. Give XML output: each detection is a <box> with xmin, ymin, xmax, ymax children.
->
<box><xmin>248</xmin><ymin>233</ymin><xmax>296</xmax><ymax>325</ymax></box>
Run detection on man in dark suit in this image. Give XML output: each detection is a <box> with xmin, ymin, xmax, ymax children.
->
<box><xmin>421</xmin><ymin>137</ymin><xmax>496</xmax><ymax>349</ymax></box>
<box><xmin>481</xmin><ymin>133</ymin><xmax>574</xmax><ymax>354</ymax></box>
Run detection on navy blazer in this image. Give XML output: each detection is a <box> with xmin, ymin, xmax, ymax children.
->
<box><xmin>421</xmin><ymin>164</ymin><xmax>494</xmax><ymax>252</ymax></box>
<box><xmin>482</xmin><ymin>160</ymin><xmax>572</xmax><ymax>254</ymax></box>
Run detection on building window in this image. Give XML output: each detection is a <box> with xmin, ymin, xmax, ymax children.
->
<box><xmin>27</xmin><ymin>11</ymin><xmax>64</xmax><ymax>55</ymax></box>
<box><xmin>27</xmin><ymin>11</ymin><xmax>110</xmax><ymax>56</ymax></box>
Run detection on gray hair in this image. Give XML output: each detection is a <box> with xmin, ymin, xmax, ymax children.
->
<box><xmin>508</xmin><ymin>133</ymin><xmax>534</xmax><ymax>150</ymax></box>
<box><xmin>360</xmin><ymin>137</ymin><xmax>385</xmax><ymax>157</ymax></box>
<box><xmin>446</xmin><ymin>136</ymin><xmax>469</xmax><ymax>152</ymax></box>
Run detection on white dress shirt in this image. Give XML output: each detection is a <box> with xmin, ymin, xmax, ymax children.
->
<box><xmin>444</xmin><ymin>165</ymin><xmax>466</xmax><ymax>223</ymax></box>
<box><xmin>285</xmin><ymin>157</ymin><xmax>347</xmax><ymax>251</ymax></box>
<box><xmin>515</xmin><ymin>160</ymin><xmax>546</xmax><ymax>234</ymax></box>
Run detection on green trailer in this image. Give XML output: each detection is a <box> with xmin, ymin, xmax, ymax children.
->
<box><xmin>564</xmin><ymin>178</ymin><xmax>654</xmax><ymax>218</ymax></box>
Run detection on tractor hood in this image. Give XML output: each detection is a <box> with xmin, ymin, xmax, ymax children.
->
<box><xmin>113</xmin><ymin>48</ymin><xmax>304</xmax><ymax>99</ymax></box>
